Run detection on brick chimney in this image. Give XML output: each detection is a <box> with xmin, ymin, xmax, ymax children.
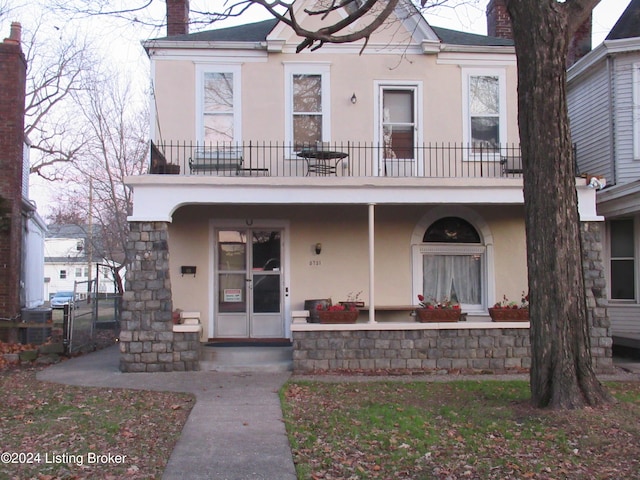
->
<box><xmin>486</xmin><ymin>0</ymin><xmax>512</xmax><ymax>40</ymax></box>
<box><xmin>486</xmin><ymin>0</ymin><xmax>592</xmax><ymax>65</ymax></box>
<box><xmin>567</xmin><ymin>14</ymin><xmax>592</xmax><ymax>67</ymax></box>
<box><xmin>167</xmin><ymin>0</ymin><xmax>189</xmax><ymax>36</ymax></box>
<box><xmin>0</xmin><ymin>22</ymin><xmax>26</xmax><ymax>319</ymax></box>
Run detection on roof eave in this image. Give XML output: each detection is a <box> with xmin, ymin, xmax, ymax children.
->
<box><xmin>438</xmin><ymin>44</ymin><xmax>516</xmax><ymax>54</ymax></box>
<box><xmin>568</xmin><ymin>37</ymin><xmax>640</xmax><ymax>83</ymax></box>
<box><xmin>143</xmin><ymin>39</ymin><xmax>267</xmax><ymax>54</ymax></box>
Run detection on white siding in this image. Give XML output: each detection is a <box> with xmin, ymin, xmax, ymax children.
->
<box><xmin>568</xmin><ymin>61</ymin><xmax>614</xmax><ymax>180</ymax></box>
<box><xmin>608</xmin><ymin>304</ymin><xmax>640</xmax><ymax>336</ymax></box>
<box><xmin>612</xmin><ymin>52</ymin><xmax>640</xmax><ymax>184</ymax></box>
<box><xmin>23</xmin><ymin>215</ymin><xmax>46</xmax><ymax>308</ymax></box>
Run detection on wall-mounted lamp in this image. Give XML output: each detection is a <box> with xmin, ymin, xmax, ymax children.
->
<box><xmin>181</xmin><ymin>265</ymin><xmax>197</xmax><ymax>277</ymax></box>
<box><xmin>314</xmin><ymin>243</ymin><xmax>322</xmax><ymax>255</ymax></box>
<box><xmin>350</xmin><ymin>93</ymin><xmax>357</xmax><ymax>104</ymax></box>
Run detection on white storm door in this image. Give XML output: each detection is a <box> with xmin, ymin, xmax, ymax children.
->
<box><xmin>215</xmin><ymin>229</ymin><xmax>284</xmax><ymax>338</ymax></box>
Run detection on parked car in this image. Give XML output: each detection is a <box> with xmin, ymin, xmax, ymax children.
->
<box><xmin>50</xmin><ymin>291</ymin><xmax>76</xmax><ymax>309</ymax></box>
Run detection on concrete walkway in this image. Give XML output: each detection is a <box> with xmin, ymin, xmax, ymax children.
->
<box><xmin>37</xmin><ymin>345</ymin><xmax>297</xmax><ymax>480</ymax></box>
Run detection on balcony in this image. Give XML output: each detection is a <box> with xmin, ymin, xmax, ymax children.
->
<box><xmin>149</xmin><ymin>141</ymin><xmax>523</xmax><ymax>179</ymax></box>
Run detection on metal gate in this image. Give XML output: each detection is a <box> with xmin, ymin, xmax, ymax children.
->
<box><xmin>65</xmin><ymin>269</ymin><xmax>121</xmax><ymax>354</ymax></box>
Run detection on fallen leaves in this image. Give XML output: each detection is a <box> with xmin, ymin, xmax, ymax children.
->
<box><xmin>0</xmin><ymin>366</ymin><xmax>194</xmax><ymax>479</ymax></box>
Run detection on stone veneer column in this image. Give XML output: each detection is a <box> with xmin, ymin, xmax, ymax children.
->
<box><xmin>119</xmin><ymin>221</ymin><xmax>199</xmax><ymax>372</ymax></box>
<box><xmin>581</xmin><ymin>221</ymin><xmax>613</xmax><ymax>373</ymax></box>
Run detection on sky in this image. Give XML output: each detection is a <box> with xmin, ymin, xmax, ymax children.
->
<box><xmin>2</xmin><ymin>0</ymin><xmax>630</xmax><ymax>218</ymax></box>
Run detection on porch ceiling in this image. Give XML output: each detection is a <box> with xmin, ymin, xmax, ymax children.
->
<box><xmin>125</xmin><ymin>175</ymin><xmax>601</xmax><ymax>223</ymax></box>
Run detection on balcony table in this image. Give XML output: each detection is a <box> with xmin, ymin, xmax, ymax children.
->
<box><xmin>297</xmin><ymin>148</ymin><xmax>348</xmax><ymax>176</ymax></box>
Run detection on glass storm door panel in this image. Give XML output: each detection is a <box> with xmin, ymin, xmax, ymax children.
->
<box><xmin>250</xmin><ymin>230</ymin><xmax>283</xmax><ymax>337</ymax></box>
<box><xmin>381</xmin><ymin>88</ymin><xmax>416</xmax><ymax>176</ymax></box>
<box><xmin>215</xmin><ymin>229</ymin><xmax>284</xmax><ymax>338</ymax></box>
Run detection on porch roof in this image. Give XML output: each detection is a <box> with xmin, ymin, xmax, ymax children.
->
<box><xmin>125</xmin><ymin>175</ymin><xmax>602</xmax><ymax>223</ymax></box>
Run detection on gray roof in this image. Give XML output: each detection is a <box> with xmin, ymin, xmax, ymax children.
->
<box><xmin>46</xmin><ymin>224</ymin><xmax>89</xmax><ymax>239</ymax></box>
<box><xmin>158</xmin><ymin>19</ymin><xmax>278</xmax><ymax>42</ymax></box>
<box><xmin>431</xmin><ymin>26</ymin><xmax>513</xmax><ymax>47</ymax></box>
<box><xmin>153</xmin><ymin>18</ymin><xmax>514</xmax><ymax>48</ymax></box>
<box><xmin>607</xmin><ymin>0</ymin><xmax>640</xmax><ymax>40</ymax></box>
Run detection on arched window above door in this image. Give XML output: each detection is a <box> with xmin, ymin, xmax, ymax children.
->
<box><xmin>423</xmin><ymin>217</ymin><xmax>481</xmax><ymax>243</ymax></box>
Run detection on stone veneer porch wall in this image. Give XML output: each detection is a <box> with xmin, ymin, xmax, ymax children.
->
<box><xmin>292</xmin><ymin>221</ymin><xmax>613</xmax><ymax>374</ymax></box>
<box><xmin>119</xmin><ymin>222</ymin><xmax>199</xmax><ymax>372</ymax></box>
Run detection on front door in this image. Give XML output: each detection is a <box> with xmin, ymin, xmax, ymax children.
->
<box><xmin>215</xmin><ymin>229</ymin><xmax>284</xmax><ymax>338</ymax></box>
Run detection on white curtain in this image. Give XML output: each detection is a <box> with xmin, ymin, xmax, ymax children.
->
<box><xmin>423</xmin><ymin>254</ymin><xmax>481</xmax><ymax>304</ymax></box>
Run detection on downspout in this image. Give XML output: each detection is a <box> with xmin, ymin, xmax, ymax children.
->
<box><xmin>607</xmin><ymin>55</ymin><xmax>616</xmax><ymax>185</ymax></box>
<box><xmin>368</xmin><ymin>203</ymin><xmax>376</xmax><ymax>323</ymax></box>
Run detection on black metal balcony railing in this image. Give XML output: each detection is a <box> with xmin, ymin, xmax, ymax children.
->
<box><xmin>149</xmin><ymin>141</ymin><xmax>524</xmax><ymax>179</ymax></box>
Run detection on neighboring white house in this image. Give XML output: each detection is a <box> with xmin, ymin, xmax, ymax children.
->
<box><xmin>22</xmin><ymin>139</ymin><xmax>47</xmax><ymax>309</ymax></box>
<box><xmin>44</xmin><ymin>224</ymin><xmax>120</xmax><ymax>300</ymax></box>
<box><xmin>568</xmin><ymin>0</ymin><xmax>640</xmax><ymax>343</ymax></box>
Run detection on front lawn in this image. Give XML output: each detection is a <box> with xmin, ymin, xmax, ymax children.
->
<box><xmin>281</xmin><ymin>380</ymin><xmax>640</xmax><ymax>479</ymax></box>
<box><xmin>0</xmin><ymin>366</ymin><xmax>194</xmax><ymax>479</ymax></box>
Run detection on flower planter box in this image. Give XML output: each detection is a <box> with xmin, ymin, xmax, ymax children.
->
<box><xmin>488</xmin><ymin>308</ymin><xmax>529</xmax><ymax>322</ymax></box>
<box><xmin>318</xmin><ymin>310</ymin><xmax>359</xmax><ymax>324</ymax></box>
<box><xmin>415</xmin><ymin>308</ymin><xmax>461</xmax><ymax>323</ymax></box>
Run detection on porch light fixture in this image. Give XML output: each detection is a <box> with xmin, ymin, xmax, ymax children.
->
<box><xmin>315</xmin><ymin>243</ymin><xmax>322</xmax><ymax>255</ymax></box>
<box><xmin>350</xmin><ymin>93</ymin><xmax>357</xmax><ymax>104</ymax></box>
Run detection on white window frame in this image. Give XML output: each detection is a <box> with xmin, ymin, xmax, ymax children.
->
<box><xmin>284</xmin><ymin>63</ymin><xmax>331</xmax><ymax>152</ymax></box>
<box><xmin>195</xmin><ymin>64</ymin><xmax>242</xmax><ymax>144</ymax></box>
<box><xmin>412</xmin><ymin>244</ymin><xmax>487</xmax><ymax>314</ymax></box>
<box><xmin>373</xmin><ymin>81</ymin><xmax>423</xmax><ymax>176</ymax></box>
<box><xmin>633</xmin><ymin>63</ymin><xmax>640</xmax><ymax>160</ymax></box>
<box><xmin>461</xmin><ymin>68</ymin><xmax>507</xmax><ymax>161</ymax></box>
<box><xmin>607</xmin><ymin>217</ymin><xmax>638</xmax><ymax>302</ymax></box>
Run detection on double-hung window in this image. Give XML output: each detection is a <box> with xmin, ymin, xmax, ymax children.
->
<box><xmin>610</xmin><ymin>219</ymin><xmax>635</xmax><ymax>300</ymax></box>
<box><xmin>196</xmin><ymin>65</ymin><xmax>241</xmax><ymax>144</ymax></box>
<box><xmin>462</xmin><ymin>68</ymin><xmax>507</xmax><ymax>156</ymax></box>
<box><xmin>285</xmin><ymin>63</ymin><xmax>331</xmax><ymax>149</ymax></box>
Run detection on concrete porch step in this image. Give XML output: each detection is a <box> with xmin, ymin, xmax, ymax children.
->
<box><xmin>200</xmin><ymin>345</ymin><xmax>293</xmax><ymax>373</ymax></box>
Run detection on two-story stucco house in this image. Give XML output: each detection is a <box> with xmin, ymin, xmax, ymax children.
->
<box><xmin>120</xmin><ymin>0</ymin><xmax>606</xmax><ymax>373</ymax></box>
<box><xmin>568</xmin><ymin>0</ymin><xmax>640</xmax><ymax>348</ymax></box>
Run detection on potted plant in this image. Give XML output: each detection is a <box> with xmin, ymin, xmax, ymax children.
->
<box><xmin>488</xmin><ymin>292</ymin><xmax>529</xmax><ymax>322</ymax></box>
<box><xmin>415</xmin><ymin>295</ymin><xmax>462</xmax><ymax>322</ymax></box>
<box><xmin>338</xmin><ymin>290</ymin><xmax>365</xmax><ymax>310</ymax></box>
<box><xmin>316</xmin><ymin>303</ymin><xmax>359</xmax><ymax>324</ymax></box>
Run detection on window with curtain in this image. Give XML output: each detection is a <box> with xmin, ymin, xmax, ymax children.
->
<box><xmin>421</xmin><ymin>217</ymin><xmax>484</xmax><ymax>308</ymax></box>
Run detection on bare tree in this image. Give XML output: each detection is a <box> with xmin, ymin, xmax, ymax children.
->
<box><xmin>22</xmin><ymin>20</ymin><xmax>97</xmax><ymax>180</ymax></box>
<box><xmin>51</xmin><ymin>72</ymin><xmax>149</xmax><ymax>295</ymax></box>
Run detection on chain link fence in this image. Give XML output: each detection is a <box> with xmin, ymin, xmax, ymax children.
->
<box><xmin>64</xmin><ymin>274</ymin><xmax>121</xmax><ymax>354</ymax></box>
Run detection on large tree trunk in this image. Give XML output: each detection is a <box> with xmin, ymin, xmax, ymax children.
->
<box><xmin>507</xmin><ymin>0</ymin><xmax>612</xmax><ymax>408</ymax></box>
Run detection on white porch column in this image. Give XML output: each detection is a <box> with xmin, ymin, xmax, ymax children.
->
<box><xmin>368</xmin><ymin>203</ymin><xmax>376</xmax><ymax>323</ymax></box>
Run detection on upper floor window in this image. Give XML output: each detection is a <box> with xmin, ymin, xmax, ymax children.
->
<box><xmin>60</xmin><ymin>270</ymin><xmax>67</xmax><ymax>279</ymax></box>
<box><xmin>462</xmin><ymin>68</ymin><xmax>507</xmax><ymax>156</ymax></box>
<box><xmin>196</xmin><ymin>65</ymin><xmax>241</xmax><ymax>144</ymax></box>
<box><xmin>285</xmin><ymin>63</ymin><xmax>331</xmax><ymax>149</ymax></box>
